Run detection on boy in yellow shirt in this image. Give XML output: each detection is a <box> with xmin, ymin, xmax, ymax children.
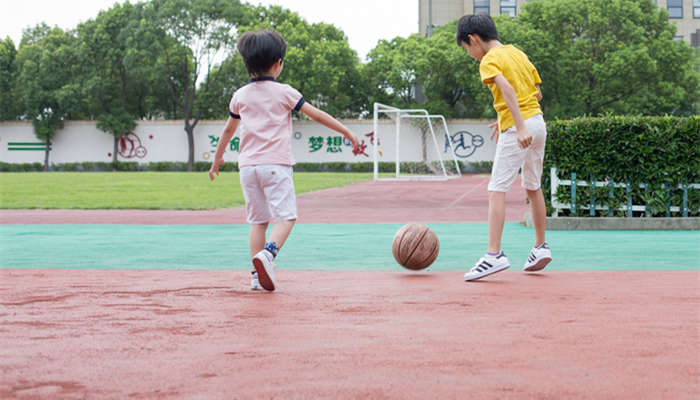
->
<box><xmin>457</xmin><ymin>14</ymin><xmax>552</xmax><ymax>281</ymax></box>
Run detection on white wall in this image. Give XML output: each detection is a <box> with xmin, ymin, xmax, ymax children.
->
<box><xmin>0</xmin><ymin>119</ymin><xmax>498</xmax><ymax>165</ymax></box>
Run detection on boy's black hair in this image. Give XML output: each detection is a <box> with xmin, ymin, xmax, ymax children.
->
<box><xmin>456</xmin><ymin>14</ymin><xmax>498</xmax><ymax>45</ymax></box>
<box><xmin>237</xmin><ymin>30</ymin><xmax>287</xmax><ymax>77</ymax></box>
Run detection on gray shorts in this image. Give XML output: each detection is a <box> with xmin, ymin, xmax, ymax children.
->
<box><xmin>239</xmin><ymin>165</ymin><xmax>297</xmax><ymax>224</ymax></box>
<box><xmin>488</xmin><ymin>114</ymin><xmax>547</xmax><ymax>192</ymax></box>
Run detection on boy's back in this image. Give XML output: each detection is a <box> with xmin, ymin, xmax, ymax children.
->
<box><xmin>230</xmin><ymin>78</ymin><xmax>304</xmax><ymax>167</ymax></box>
<box><xmin>479</xmin><ymin>45</ymin><xmax>542</xmax><ymax>132</ymax></box>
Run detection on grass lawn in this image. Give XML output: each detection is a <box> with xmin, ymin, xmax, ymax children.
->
<box><xmin>0</xmin><ymin>172</ymin><xmax>373</xmax><ymax>209</ymax></box>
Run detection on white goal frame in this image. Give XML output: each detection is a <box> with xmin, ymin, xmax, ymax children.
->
<box><xmin>372</xmin><ymin>102</ymin><xmax>462</xmax><ymax>181</ymax></box>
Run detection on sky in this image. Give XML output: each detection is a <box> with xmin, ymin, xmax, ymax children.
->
<box><xmin>0</xmin><ymin>0</ymin><xmax>419</xmax><ymax>60</ymax></box>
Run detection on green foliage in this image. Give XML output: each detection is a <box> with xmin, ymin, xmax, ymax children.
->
<box><xmin>96</xmin><ymin>113</ymin><xmax>137</xmax><ymax>137</ymax></box>
<box><xmin>420</xmin><ymin>26</ymin><xmax>494</xmax><ymax>118</ymax></box>
<box><xmin>0</xmin><ymin>37</ymin><xmax>19</xmax><ymax>120</ymax></box>
<box><xmin>242</xmin><ymin>5</ymin><xmax>365</xmax><ymax>118</ymax></box>
<box><xmin>196</xmin><ymin>56</ymin><xmax>249</xmax><ymax>119</ymax></box>
<box><xmin>506</xmin><ymin>0</ymin><xmax>699</xmax><ymax>118</ymax></box>
<box><xmin>5</xmin><ymin>0</ymin><xmax>698</xmax><ymax>141</ymax></box>
<box><xmin>15</xmin><ymin>25</ymin><xmax>83</xmax><ymax>170</ymax></box>
<box><xmin>544</xmin><ymin>115</ymin><xmax>700</xmax><ymax>217</ymax></box>
<box><xmin>146</xmin><ymin>0</ymin><xmax>249</xmax><ymax>170</ymax></box>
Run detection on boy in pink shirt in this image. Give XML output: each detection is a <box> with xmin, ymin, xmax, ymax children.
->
<box><xmin>209</xmin><ymin>30</ymin><xmax>359</xmax><ymax>292</ymax></box>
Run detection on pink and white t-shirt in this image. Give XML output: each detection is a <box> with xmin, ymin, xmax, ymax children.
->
<box><xmin>229</xmin><ymin>77</ymin><xmax>305</xmax><ymax>167</ymax></box>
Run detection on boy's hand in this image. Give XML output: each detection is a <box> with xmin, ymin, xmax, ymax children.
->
<box><xmin>346</xmin><ymin>133</ymin><xmax>360</xmax><ymax>152</ymax></box>
<box><xmin>517</xmin><ymin>129</ymin><xmax>533</xmax><ymax>149</ymax></box>
<box><xmin>209</xmin><ymin>158</ymin><xmax>225</xmax><ymax>181</ymax></box>
<box><xmin>489</xmin><ymin>122</ymin><xmax>499</xmax><ymax>140</ymax></box>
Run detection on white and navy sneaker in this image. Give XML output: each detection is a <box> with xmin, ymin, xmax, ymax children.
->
<box><xmin>524</xmin><ymin>243</ymin><xmax>552</xmax><ymax>272</ymax></box>
<box><xmin>464</xmin><ymin>252</ymin><xmax>510</xmax><ymax>281</ymax></box>
<box><xmin>250</xmin><ymin>271</ymin><xmax>263</xmax><ymax>291</ymax></box>
<box><xmin>252</xmin><ymin>249</ymin><xmax>276</xmax><ymax>291</ymax></box>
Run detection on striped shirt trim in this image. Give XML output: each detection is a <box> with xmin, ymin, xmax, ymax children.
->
<box><xmin>294</xmin><ymin>98</ymin><xmax>305</xmax><ymax>112</ymax></box>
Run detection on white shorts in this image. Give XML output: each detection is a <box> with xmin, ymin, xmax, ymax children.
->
<box><xmin>239</xmin><ymin>165</ymin><xmax>297</xmax><ymax>224</ymax></box>
<box><xmin>488</xmin><ymin>114</ymin><xmax>547</xmax><ymax>192</ymax></box>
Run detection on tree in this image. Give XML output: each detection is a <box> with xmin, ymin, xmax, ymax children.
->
<box><xmin>15</xmin><ymin>25</ymin><xmax>81</xmax><ymax>171</ymax></box>
<box><xmin>0</xmin><ymin>37</ymin><xmax>19</xmax><ymax>120</ymax></box>
<box><xmin>243</xmin><ymin>5</ymin><xmax>366</xmax><ymax>118</ymax></box>
<box><xmin>363</xmin><ymin>36</ymin><xmax>426</xmax><ymax>111</ymax></box>
<box><xmin>196</xmin><ymin>55</ymin><xmax>248</xmax><ymax>119</ymax></box>
<box><xmin>499</xmin><ymin>0</ymin><xmax>699</xmax><ymax>117</ymax></box>
<box><xmin>362</xmin><ymin>27</ymin><xmax>493</xmax><ymax>119</ymax></box>
<box><xmin>147</xmin><ymin>0</ymin><xmax>248</xmax><ymax>171</ymax></box>
<box><xmin>77</xmin><ymin>1</ymin><xmax>156</xmax><ymax>166</ymax></box>
<box><xmin>420</xmin><ymin>24</ymin><xmax>494</xmax><ymax>118</ymax></box>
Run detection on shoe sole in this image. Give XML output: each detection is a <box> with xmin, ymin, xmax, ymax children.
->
<box><xmin>252</xmin><ymin>258</ymin><xmax>275</xmax><ymax>291</ymax></box>
<box><xmin>464</xmin><ymin>264</ymin><xmax>510</xmax><ymax>281</ymax></box>
<box><xmin>524</xmin><ymin>257</ymin><xmax>551</xmax><ymax>272</ymax></box>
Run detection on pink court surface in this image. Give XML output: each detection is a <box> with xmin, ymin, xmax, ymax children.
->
<box><xmin>1</xmin><ymin>175</ymin><xmax>699</xmax><ymax>399</ymax></box>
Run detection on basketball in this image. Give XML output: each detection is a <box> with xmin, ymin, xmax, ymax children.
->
<box><xmin>392</xmin><ymin>223</ymin><xmax>439</xmax><ymax>270</ymax></box>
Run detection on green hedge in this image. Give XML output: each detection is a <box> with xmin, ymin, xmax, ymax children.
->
<box><xmin>0</xmin><ymin>160</ymin><xmax>492</xmax><ymax>174</ymax></box>
<box><xmin>544</xmin><ymin>116</ymin><xmax>700</xmax><ymax>217</ymax></box>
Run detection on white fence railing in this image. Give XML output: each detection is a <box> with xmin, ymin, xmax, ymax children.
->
<box><xmin>550</xmin><ymin>167</ymin><xmax>700</xmax><ymax>217</ymax></box>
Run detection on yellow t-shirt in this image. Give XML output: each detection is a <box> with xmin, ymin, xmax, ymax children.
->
<box><xmin>479</xmin><ymin>44</ymin><xmax>542</xmax><ymax>131</ymax></box>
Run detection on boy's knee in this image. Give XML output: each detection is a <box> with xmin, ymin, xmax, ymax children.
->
<box><xmin>525</xmin><ymin>187</ymin><xmax>542</xmax><ymax>196</ymax></box>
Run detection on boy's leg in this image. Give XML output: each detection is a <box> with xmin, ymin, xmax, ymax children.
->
<box><xmin>260</xmin><ymin>164</ymin><xmax>297</xmax><ymax>255</ymax></box>
<box><xmin>523</xmin><ymin>188</ymin><xmax>551</xmax><ymax>271</ymax></box>
<box><xmin>526</xmin><ymin>188</ymin><xmax>546</xmax><ymax>246</ymax></box>
<box><xmin>240</xmin><ymin>166</ymin><xmax>273</xmax><ymax>290</ymax></box>
<box><xmin>251</xmin><ymin>219</ymin><xmax>294</xmax><ymax>292</ymax></box>
<box><xmin>252</xmin><ymin>165</ymin><xmax>297</xmax><ymax>291</ymax></box>
<box><xmin>464</xmin><ymin>190</ymin><xmax>510</xmax><ymax>281</ymax></box>
<box><xmin>248</xmin><ymin>223</ymin><xmax>267</xmax><ymax>291</ymax></box>
<box><xmin>268</xmin><ymin>219</ymin><xmax>296</xmax><ymax>250</ymax></box>
<box><xmin>521</xmin><ymin>115</ymin><xmax>551</xmax><ymax>272</ymax></box>
<box><xmin>249</xmin><ymin>223</ymin><xmax>269</xmax><ymax>258</ymax></box>
<box><xmin>465</xmin><ymin>126</ymin><xmax>526</xmax><ymax>282</ymax></box>
<box><xmin>487</xmin><ymin>191</ymin><xmax>506</xmax><ymax>253</ymax></box>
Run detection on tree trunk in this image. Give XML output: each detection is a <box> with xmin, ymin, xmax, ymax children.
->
<box><xmin>186</xmin><ymin>124</ymin><xmax>195</xmax><ymax>172</ymax></box>
<box><xmin>113</xmin><ymin>136</ymin><xmax>119</xmax><ymax>171</ymax></box>
<box><xmin>43</xmin><ymin>140</ymin><xmax>50</xmax><ymax>172</ymax></box>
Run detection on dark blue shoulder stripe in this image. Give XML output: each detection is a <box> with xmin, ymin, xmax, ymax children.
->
<box><xmin>229</xmin><ymin>111</ymin><xmax>240</xmax><ymax>119</ymax></box>
<box><xmin>294</xmin><ymin>98</ymin><xmax>305</xmax><ymax>112</ymax></box>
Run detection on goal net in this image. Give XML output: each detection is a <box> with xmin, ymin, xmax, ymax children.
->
<box><xmin>372</xmin><ymin>102</ymin><xmax>462</xmax><ymax>181</ymax></box>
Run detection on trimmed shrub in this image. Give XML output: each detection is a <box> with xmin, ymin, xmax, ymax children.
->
<box><xmin>544</xmin><ymin>116</ymin><xmax>700</xmax><ymax>217</ymax></box>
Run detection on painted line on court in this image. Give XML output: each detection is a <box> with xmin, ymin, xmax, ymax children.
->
<box><xmin>445</xmin><ymin>176</ymin><xmax>488</xmax><ymax>208</ymax></box>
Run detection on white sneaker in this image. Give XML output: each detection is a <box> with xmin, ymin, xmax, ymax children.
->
<box><xmin>250</xmin><ymin>271</ymin><xmax>263</xmax><ymax>291</ymax></box>
<box><xmin>524</xmin><ymin>243</ymin><xmax>552</xmax><ymax>272</ymax></box>
<box><xmin>464</xmin><ymin>252</ymin><xmax>510</xmax><ymax>281</ymax></box>
<box><xmin>252</xmin><ymin>250</ymin><xmax>276</xmax><ymax>291</ymax></box>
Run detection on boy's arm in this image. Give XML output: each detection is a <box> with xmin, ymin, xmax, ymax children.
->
<box><xmin>299</xmin><ymin>102</ymin><xmax>359</xmax><ymax>150</ymax></box>
<box><xmin>209</xmin><ymin>116</ymin><xmax>239</xmax><ymax>181</ymax></box>
<box><xmin>536</xmin><ymin>84</ymin><xmax>542</xmax><ymax>101</ymax></box>
<box><xmin>494</xmin><ymin>74</ymin><xmax>532</xmax><ymax>149</ymax></box>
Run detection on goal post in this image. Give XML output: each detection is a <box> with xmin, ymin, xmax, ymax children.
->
<box><xmin>372</xmin><ymin>102</ymin><xmax>462</xmax><ymax>181</ymax></box>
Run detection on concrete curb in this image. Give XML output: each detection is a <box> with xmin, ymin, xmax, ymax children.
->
<box><xmin>522</xmin><ymin>213</ymin><xmax>700</xmax><ymax>231</ymax></box>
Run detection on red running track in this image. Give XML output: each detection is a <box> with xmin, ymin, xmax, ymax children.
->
<box><xmin>0</xmin><ymin>269</ymin><xmax>698</xmax><ymax>399</ymax></box>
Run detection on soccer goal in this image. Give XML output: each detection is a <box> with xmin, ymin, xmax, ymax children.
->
<box><xmin>372</xmin><ymin>102</ymin><xmax>462</xmax><ymax>181</ymax></box>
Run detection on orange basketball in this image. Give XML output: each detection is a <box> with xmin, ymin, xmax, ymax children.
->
<box><xmin>392</xmin><ymin>223</ymin><xmax>439</xmax><ymax>270</ymax></box>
